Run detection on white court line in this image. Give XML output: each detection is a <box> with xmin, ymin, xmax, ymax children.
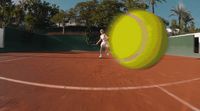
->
<box><xmin>0</xmin><ymin>76</ymin><xmax>200</xmax><ymax>91</ymax></box>
<box><xmin>0</xmin><ymin>57</ymin><xmax>31</xmax><ymax>63</ymax></box>
<box><xmin>0</xmin><ymin>54</ymin><xmax>35</xmax><ymax>63</ymax></box>
<box><xmin>157</xmin><ymin>86</ymin><xmax>200</xmax><ymax>111</ymax></box>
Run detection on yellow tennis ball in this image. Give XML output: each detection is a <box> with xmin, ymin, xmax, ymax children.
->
<box><xmin>109</xmin><ymin>10</ymin><xmax>168</xmax><ymax>69</ymax></box>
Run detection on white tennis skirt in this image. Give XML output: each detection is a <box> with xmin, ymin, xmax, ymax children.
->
<box><xmin>101</xmin><ymin>42</ymin><xmax>109</xmax><ymax>48</ymax></box>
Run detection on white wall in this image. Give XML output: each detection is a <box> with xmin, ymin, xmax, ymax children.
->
<box><xmin>0</xmin><ymin>28</ymin><xmax>4</xmax><ymax>48</ymax></box>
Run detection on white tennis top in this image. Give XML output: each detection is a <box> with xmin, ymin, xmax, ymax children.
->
<box><xmin>100</xmin><ymin>34</ymin><xmax>108</xmax><ymax>43</ymax></box>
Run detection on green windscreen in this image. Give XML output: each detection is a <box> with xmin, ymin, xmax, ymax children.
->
<box><xmin>167</xmin><ymin>34</ymin><xmax>200</xmax><ymax>57</ymax></box>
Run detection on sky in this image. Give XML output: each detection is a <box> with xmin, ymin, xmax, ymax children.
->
<box><xmin>12</xmin><ymin>0</ymin><xmax>200</xmax><ymax>28</ymax></box>
<box><xmin>154</xmin><ymin>0</ymin><xmax>200</xmax><ymax>28</ymax></box>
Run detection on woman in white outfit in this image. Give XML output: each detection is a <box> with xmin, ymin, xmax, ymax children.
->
<box><xmin>96</xmin><ymin>29</ymin><xmax>109</xmax><ymax>58</ymax></box>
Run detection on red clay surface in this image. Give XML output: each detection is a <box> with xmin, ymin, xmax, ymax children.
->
<box><xmin>0</xmin><ymin>52</ymin><xmax>200</xmax><ymax>111</ymax></box>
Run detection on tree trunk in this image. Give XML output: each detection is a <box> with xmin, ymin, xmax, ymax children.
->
<box><xmin>152</xmin><ymin>4</ymin><xmax>155</xmax><ymax>14</ymax></box>
<box><xmin>62</xmin><ymin>22</ymin><xmax>65</xmax><ymax>35</ymax></box>
<box><xmin>62</xmin><ymin>27</ymin><xmax>65</xmax><ymax>35</ymax></box>
<box><xmin>184</xmin><ymin>23</ymin><xmax>188</xmax><ymax>33</ymax></box>
<box><xmin>178</xmin><ymin>16</ymin><xmax>181</xmax><ymax>28</ymax></box>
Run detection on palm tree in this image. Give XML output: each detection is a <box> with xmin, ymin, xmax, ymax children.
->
<box><xmin>146</xmin><ymin>0</ymin><xmax>166</xmax><ymax>14</ymax></box>
<box><xmin>188</xmin><ymin>21</ymin><xmax>196</xmax><ymax>33</ymax></box>
<box><xmin>182</xmin><ymin>12</ymin><xmax>194</xmax><ymax>32</ymax></box>
<box><xmin>170</xmin><ymin>2</ymin><xmax>190</xmax><ymax>32</ymax></box>
<box><xmin>170</xmin><ymin>19</ymin><xmax>178</xmax><ymax>30</ymax></box>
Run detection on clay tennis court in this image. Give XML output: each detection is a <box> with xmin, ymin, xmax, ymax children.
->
<box><xmin>0</xmin><ymin>52</ymin><xmax>200</xmax><ymax>111</ymax></box>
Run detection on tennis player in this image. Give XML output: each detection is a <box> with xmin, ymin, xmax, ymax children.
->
<box><xmin>96</xmin><ymin>29</ymin><xmax>109</xmax><ymax>58</ymax></box>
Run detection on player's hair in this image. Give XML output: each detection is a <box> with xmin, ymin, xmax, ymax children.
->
<box><xmin>100</xmin><ymin>29</ymin><xmax>104</xmax><ymax>33</ymax></box>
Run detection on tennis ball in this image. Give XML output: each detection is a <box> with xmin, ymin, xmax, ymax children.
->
<box><xmin>109</xmin><ymin>10</ymin><xmax>168</xmax><ymax>69</ymax></box>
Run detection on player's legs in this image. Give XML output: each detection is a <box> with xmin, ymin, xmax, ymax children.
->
<box><xmin>99</xmin><ymin>42</ymin><xmax>105</xmax><ymax>58</ymax></box>
<box><xmin>99</xmin><ymin>46</ymin><xmax>103</xmax><ymax>58</ymax></box>
<box><xmin>99</xmin><ymin>42</ymin><xmax>109</xmax><ymax>58</ymax></box>
<box><xmin>105</xmin><ymin>46</ymin><xmax>109</xmax><ymax>56</ymax></box>
<box><xmin>105</xmin><ymin>43</ymin><xmax>110</xmax><ymax>56</ymax></box>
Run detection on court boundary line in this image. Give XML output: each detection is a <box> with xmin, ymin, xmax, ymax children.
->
<box><xmin>0</xmin><ymin>54</ymin><xmax>199</xmax><ymax>110</ymax></box>
<box><xmin>0</xmin><ymin>54</ymin><xmax>34</xmax><ymax>63</ymax></box>
<box><xmin>0</xmin><ymin>76</ymin><xmax>200</xmax><ymax>91</ymax></box>
<box><xmin>0</xmin><ymin>57</ymin><xmax>31</xmax><ymax>63</ymax></box>
<box><xmin>157</xmin><ymin>86</ymin><xmax>200</xmax><ymax>111</ymax></box>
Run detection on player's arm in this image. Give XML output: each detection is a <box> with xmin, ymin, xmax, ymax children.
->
<box><xmin>96</xmin><ymin>38</ymin><xmax>102</xmax><ymax>45</ymax></box>
<box><xmin>105</xmin><ymin>34</ymin><xmax>109</xmax><ymax>40</ymax></box>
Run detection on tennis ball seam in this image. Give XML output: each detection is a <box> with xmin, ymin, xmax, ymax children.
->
<box><xmin>118</xmin><ymin>13</ymin><xmax>148</xmax><ymax>63</ymax></box>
